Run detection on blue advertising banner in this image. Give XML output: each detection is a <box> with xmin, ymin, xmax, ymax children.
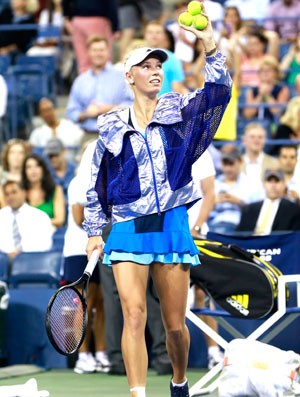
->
<box><xmin>206</xmin><ymin>231</ymin><xmax>300</xmax><ymax>275</ymax></box>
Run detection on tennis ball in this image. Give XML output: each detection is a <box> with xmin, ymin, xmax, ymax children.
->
<box><xmin>187</xmin><ymin>1</ymin><xmax>202</xmax><ymax>16</ymax></box>
<box><xmin>178</xmin><ymin>11</ymin><xmax>193</xmax><ymax>26</ymax></box>
<box><xmin>193</xmin><ymin>14</ymin><xmax>208</xmax><ymax>30</ymax></box>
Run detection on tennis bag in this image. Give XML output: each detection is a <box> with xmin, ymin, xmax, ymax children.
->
<box><xmin>190</xmin><ymin>238</ymin><xmax>289</xmax><ymax>319</ymax></box>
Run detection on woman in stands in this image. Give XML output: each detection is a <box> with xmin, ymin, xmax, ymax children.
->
<box><xmin>233</xmin><ymin>27</ymin><xmax>279</xmax><ymax>87</ymax></box>
<box><xmin>242</xmin><ymin>55</ymin><xmax>290</xmax><ymax>124</ymax></box>
<box><xmin>21</xmin><ymin>153</ymin><xmax>65</xmax><ymax>228</ymax></box>
<box><xmin>269</xmin><ymin>96</ymin><xmax>300</xmax><ymax>156</ymax></box>
<box><xmin>280</xmin><ymin>32</ymin><xmax>300</xmax><ymax>97</ymax></box>
<box><xmin>0</xmin><ymin>139</ymin><xmax>31</xmax><ymax>184</ymax></box>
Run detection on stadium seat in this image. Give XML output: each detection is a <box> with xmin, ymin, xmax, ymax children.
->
<box><xmin>8</xmin><ymin>251</ymin><xmax>62</xmax><ymax>288</ymax></box>
<box><xmin>15</xmin><ymin>55</ymin><xmax>57</xmax><ymax>102</ymax></box>
<box><xmin>188</xmin><ymin>232</ymin><xmax>300</xmax><ymax>396</ymax></box>
<box><xmin>52</xmin><ymin>226</ymin><xmax>67</xmax><ymax>252</ymax></box>
<box><xmin>0</xmin><ymin>253</ymin><xmax>9</xmax><ymax>282</ymax></box>
<box><xmin>0</xmin><ymin>54</ymin><xmax>11</xmax><ymax>75</ymax></box>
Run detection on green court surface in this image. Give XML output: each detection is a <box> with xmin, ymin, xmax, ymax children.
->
<box><xmin>0</xmin><ymin>368</ymin><xmax>209</xmax><ymax>396</ymax></box>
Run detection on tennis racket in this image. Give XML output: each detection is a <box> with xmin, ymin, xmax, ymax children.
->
<box><xmin>45</xmin><ymin>250</ymin><xmax>100</xmax><ymax>355</ymax></box>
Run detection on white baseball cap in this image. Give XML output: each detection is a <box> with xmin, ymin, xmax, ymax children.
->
<box><xmin>124</xmin><ymin>47</ymin><xmax>169</xmax><ymax>73</ymax></box>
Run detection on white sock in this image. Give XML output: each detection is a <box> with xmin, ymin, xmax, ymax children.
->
<box><xmin>130</xmin><ymin>386</ymin><xmax>146</xmax><ymax>396</ymax></box>
<box><xmin>172</xmin><ymin>379</ymin><xmax>188</xmax><ymax>387</ymax></box>
<box><xmin>95</xmin><ymin>351</ymin><xmax>106</xmax><ymax>361</ymax></box>
<box><xmin>78</xmin><ymin>352</ymin><xmax>91</xmax><ymax>360</ymax></box>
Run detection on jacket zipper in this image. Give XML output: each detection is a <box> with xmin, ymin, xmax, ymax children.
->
<box><xmin>141</xmin><ymin>134</ymin><xmax>161</xmax><ymax>215</ymax></box>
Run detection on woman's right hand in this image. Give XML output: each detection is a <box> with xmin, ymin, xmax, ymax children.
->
<box><xmin>86</xmin><ymin>236</ymin><xmax>104</xmax><ymax>260</ymax></box>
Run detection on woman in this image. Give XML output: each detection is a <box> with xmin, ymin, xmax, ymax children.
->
<box><xmin>0</xmin><ymin>0</ymin><xmax>37</xmax><ymax>55</ymax></box>
<box><xmin>269</xmin><ymin>96</ymin><xmax>300</xmax><ymax>156</ymax></box>
<box><xmin>21</xmin><ymin>153</ymin><xmax>65</xmax><ymax>228</ymax></box>
<box><xmin>27</xmin><ymin>0</ymin><xmax>64</xmax><ymax>57</ymax></box>
<box><xmin>242</xmin><ymin>55</ymin><xmax>290</xmax><ymax>124</ymax></box>
<box><xmin>0</xmin><ymin>138</ymin><xmax>31</xmax><ymax>184</ymax></box>
<box><xmin>84</xmin><ymin>5</ymin><xmax>232</xmax><ymax>397</ymax></box>
<box><xmin>280</xmin><ymin>32</ymin><xmax>300</xmax><ymax>97</ymax></box>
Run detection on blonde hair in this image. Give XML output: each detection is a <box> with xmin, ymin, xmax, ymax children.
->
<box><xmin>259</xmin><ymin>55</ymin><xmax>282</xmax><ymax>81</ymax></box>
<box><xmin>26</xmin><ymin>0</ymin><xmax>39</xmax><ymax>14</ymax></box>
<box><xmin>243</xmin><ymin>122</ymin><xmax>267</xmax><ymax>137</ymax></box>
<box><xmin>279</xmin><ymin>96</ymin><xmax>300</xmax><ymax>132</ymax></box>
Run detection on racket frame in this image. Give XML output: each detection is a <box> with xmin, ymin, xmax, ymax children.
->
<box><xmin>45</xmin><ymin>251</ymin><xmax>99</xmax><ymax>355</ymax></box>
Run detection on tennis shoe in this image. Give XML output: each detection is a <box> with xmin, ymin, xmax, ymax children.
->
<box><xmin>170</xmin><ymin>380</ymin><xmax>189</xmax><ymax>396</ymax></box>
<box><xmin>74</xmin><ymin>355</ymin><xmax>96</xmax><ymax>374</ymax></box>
<box><xmin>96</xmin><ymin>352</ymin><xmax>111</xmax><ymax>373</ymax></box>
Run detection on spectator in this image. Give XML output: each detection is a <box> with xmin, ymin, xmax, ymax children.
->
<box><xmin>63</xmin><ymin>174</ymin><xmax>110</xmax><ymax>374</ymax></box>
<box><xmin>62</xmin><ymin>0</ymin><xmax>119</xmax><ymax>74</ymax></box>
<box><xmin>143</xmin><ymin>21</ymin><xmax>189</xmax><ymax>96</ymax></box>
<box><xmin>264</xmin><ymin>0</ymin><xmax>300</xmax><ymax>43</ymax></box>
<box><xmin>236</xmin><ymin>30</ymin><xmax>273</xmax><ymax>87</ymax></box>
<box><xmin>216</xmin><ymin>6</ymin><xmax>244</xmax><ymax>69</ymax></box>
<box><xmin>270</xmin><ymin>96</ymin><xmax>300</xmax><ymax>155</ymax></box>
<box><xmin>188</xmin><ymin>150</ymin><xmax>224</xmax><ymax>370</ymax></box>
<box><xmin>0</xmin><ymin>180</ymin><xmax>53</xmax><ymax>260</ymax></box>
<box><xmin>224</xmin><ymin>0</ymin><xmax>271</xmax><ymax>21</ymax></box>
<box><xmin>207</xmin><ymin>144</ymin><xmax>257</xmax><ymax>234</ymax></box>
<box><xmin>27</xmin><ymin>0</ymin><xmax>64</xmax><ymax>57</ymax></box>
<box><xmin>29</xmin><ymin>97</ymin><xmax>84</xmax><ymax>160</ymax></box>
<box><xmin>0</xmin><ymin>138</ymin><xmax>31</xmax><ymax>185</ymax></box>
<box><xmin>0</xmin><ymin>0</ymin><xmax>38</xmax><ymax>56</ymax></box>
<box><xmin>117</xmin><ymin>0</ymin><xmax>164</xmax><ymax>61</ymax></box>
<box><xmin>21</xmin><ymin>153</ymin><xmax>66</xmax><ymax>228</ymax></box>
<box><xmin>278</xmin><ymin>145</ymin><xmax>300</xmax><ymax>202</ymax></box>
<box><xmin>166</xmin><ymin>0</ymin><xmax>197</xmax><ymax>67</ymax></box>
<box><xmin>242</xmin><ymin>55</ymin><xmax>290</xmax><ymax>124</ymax></box>
<box><xmin>241</xmin><ymin>122</ymin><xmax>279</xmax><ymax>193</ymax></box>
<box><xmin>44</xmin><ymin>138</ymin><xmax>76</xmax><ymax>200</ymax></box>
<box><xmin>280</xmin><ymin>32</ymin><xmax>300</xmax><ymax>96</ymax></box>
<box><xmin>66</xmin><ymin>35</ymin><xmax>133</xmax><ymax>143</ymax></box>
<box><xmin>236</xmin><ymin>168</ymin><xmax>300</xmax><ymax>235</ymax></box>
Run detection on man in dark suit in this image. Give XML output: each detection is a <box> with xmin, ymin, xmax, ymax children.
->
<box><xmin>236</xmin><ymin>168</ymin><xmax>300</xmax><ymax>235</ymax></box>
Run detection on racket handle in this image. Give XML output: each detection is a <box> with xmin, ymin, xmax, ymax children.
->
<box><xmin>85</xmin><ymin>250</ymin><xmax>100</xmax><ymax>276</ymax></box>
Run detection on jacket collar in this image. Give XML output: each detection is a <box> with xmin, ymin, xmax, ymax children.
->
<box><xmin>98</xmin><ymin>92</ymin><xmax>183</xmax><ymax>156</ymax></box>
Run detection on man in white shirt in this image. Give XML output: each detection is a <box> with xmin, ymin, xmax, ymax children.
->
<box><xmin>241</xmin><ymin>122</ymin><xmax>278</xmax><ymax>200</ymax></box>
<box><xmin>0</xmin><ymin>180</ymin><xmax>53</xmax><ymax>259</ymax></box>
<box><xmin>278</xmin><ymin>145</ymin><xmax>300</xmax><ymax>203</ymax></box>
<box><xmin>29</xmin><ymin>98</ymin><xmax>84</xmax><ymax>161</ymax></box>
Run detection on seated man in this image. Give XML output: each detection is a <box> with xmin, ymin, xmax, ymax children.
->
<box><xmin>0</xmin><ymin>180</ymin><xmax>53</xmax><ymax>260</ymax></box>
<box><xmin>236</xmin><ymin>168</ymin><xmax>300</xmax><ymax>235</ymax></box>
<box><xmin>208</xmin><ymin>144</ymin><xmax>258</xmax><ymax>234</ymax></box>
<box><xmin>29</xmin><ymin>98</ymin><xmax>84</xmax><ymax>161</ymax></box>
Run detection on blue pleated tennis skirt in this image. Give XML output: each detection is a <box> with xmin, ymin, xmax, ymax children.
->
<box><xmin>103</xmin><ymin>205</ymin><xmax>200</xmax><ymax>266</ymax></box>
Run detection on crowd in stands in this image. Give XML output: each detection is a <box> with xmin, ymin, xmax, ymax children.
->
<box><xmin>0</xmin><ymin>0</ymin><xmax>300</xmax><ymax>376</ymax></box>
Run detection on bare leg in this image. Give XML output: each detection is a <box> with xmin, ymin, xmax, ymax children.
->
<box><xmin>151</xmin><ymin>263</ymin><xmax>190</xmax><ymax>384</ymax></box>
<box><xmin>194</xmin><ymin>286</ymin><xmax>219</xmax><ymax>348</ymax></box>
<box><xmin>112</xmin><ymin>262</ymin><xmax>149</xmax><ymax>396</ymax></box>
<box><xmin>90</xmin><ymin>283</ymin><xmax>106</xmax><ymax>352</ymax></box>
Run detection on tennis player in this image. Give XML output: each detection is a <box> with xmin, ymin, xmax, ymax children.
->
<box><xmin>84</xmin><ymin>4</ymin><xmax>232</xmax><ymax>396</ymax></box>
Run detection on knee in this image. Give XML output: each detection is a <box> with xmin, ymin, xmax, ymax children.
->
<box><xmin>123</xmin><ymin>305</ymin><xmax>147</xmax><ymax>335</ymax></box>
<box><xmin>166</xmin><ymin>326</ymin><xmax>186</xmax><ymax>344</ymax></box>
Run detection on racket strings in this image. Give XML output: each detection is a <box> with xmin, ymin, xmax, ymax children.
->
<box><xmin>48</xmin><ymin>288</ymin><xmax>85</xmax><ymax>354</ymax></box>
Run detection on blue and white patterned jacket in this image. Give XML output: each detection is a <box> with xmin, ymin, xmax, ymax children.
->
<box><xmin>83</xmin><ymin>52</ymin><xmax>232</xmax><ymax>237</ymax></box>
